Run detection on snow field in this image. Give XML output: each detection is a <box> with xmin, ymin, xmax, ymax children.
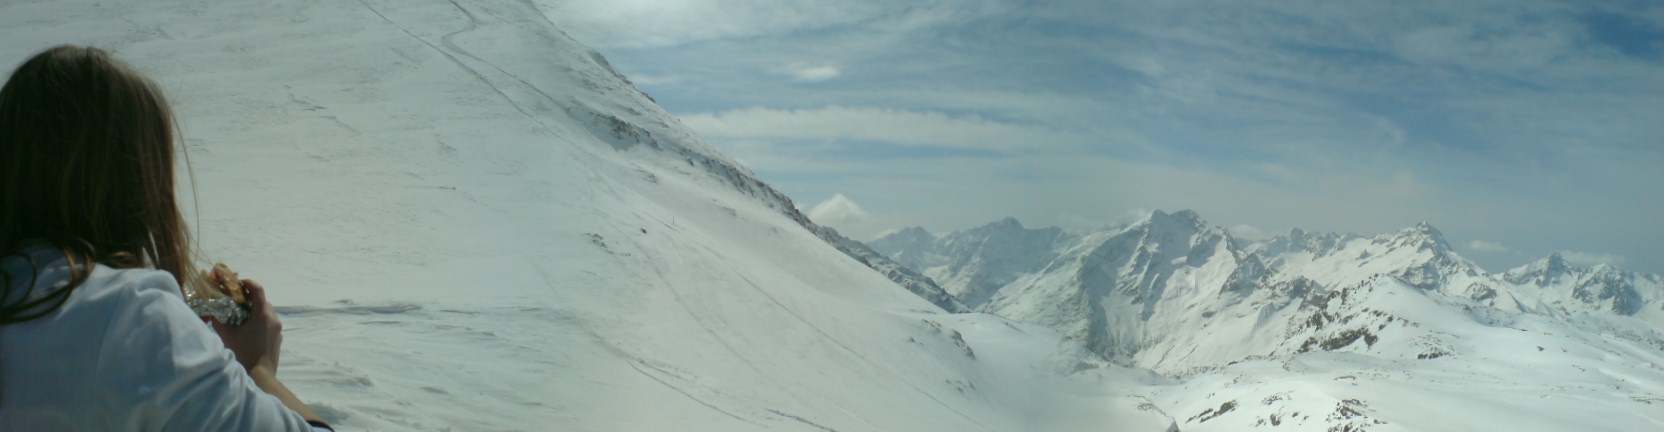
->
<box><xmin>2</xmin><ymin>1</ymin><xmax>1178</xmax><ymax>430</ymax></box>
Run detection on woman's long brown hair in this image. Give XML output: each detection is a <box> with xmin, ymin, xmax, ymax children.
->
<box><xmin>0</xmin><ymin>45</ymin><xmax>202</xmax><ymax>324</ymax></box>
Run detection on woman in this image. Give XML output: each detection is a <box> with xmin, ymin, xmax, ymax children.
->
<box><xmin>0</xmin><ymin>46</ymin><xmax>331</xmax><ymax>430</ymax></box>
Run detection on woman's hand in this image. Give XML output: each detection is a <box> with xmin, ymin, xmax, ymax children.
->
<box><xmin>210</xmin><ymin>279</ymin><xmax>283</xmax><ymax>374</ymax></box>
<box><xmin>206</xmin><ymin>280</ymin><xmax>327</xmax><ymax>424</ymax></box>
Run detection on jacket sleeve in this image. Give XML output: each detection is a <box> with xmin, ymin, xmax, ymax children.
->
<box><xmin>92</xmin><ymin>270</ymin><xmax>319</xmax><ymax>431</ymax></box>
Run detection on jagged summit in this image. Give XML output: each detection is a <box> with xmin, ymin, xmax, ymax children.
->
<box><xmin>857</xmin><ymin>207</ymin><xmax>1664</xmax><ymax>429</ymax></box>
<box><xmin>1137</xmin><ymin>209</ymin><xmax>1206</xmax><ymax>231</ymax></box>
<box><xmin>1501</xmin><ymin>251</ymin><xmax>1647</xmax><ymax>287</ymax></box>
<box><xmin>988</xmin><ymin>216</ymin><xmax>1024</xmax><ymax>230</ymax></box>
<box><xmin>870</xmin><ymin>226</ymin><xmax>936</xmax><ymax>252</ymax></box>
<box><xmin>1546</xmin><ymin>251</ymin><xmax>1568</xmax><ymax>270</ymax></box>
<box><xmin>1386</xmin><ymin>221</ymin><xmax>1453</xmax><ymax>252</ymax></box>
<box><xmin>1252</xmin><ymin>227</ymin><xmax>1355</xmax><ymax>257</ymax></box>
<box><xmin>873</xmin><ymin>217</ymin><xmax>1075</xmax><ymax>308</ymax></box>
<box><xmin>890</xmin><ymin>226</ymin><xmax>935</xmax><ymax>240</ymax></box>
<box><xmin>1505</xmin><ymin>252</ymin><xmax>1572</xmax><ymax>285</ymax></box>
<box><xmin>868</xmin><ymin>209</ymin><xmax>1664</xmax><ymax>369</ymax></box>
<box><xmin>1499</xmin><ymin>252</ymin><xmax>1662</xmax><ymax>316</ymax></box>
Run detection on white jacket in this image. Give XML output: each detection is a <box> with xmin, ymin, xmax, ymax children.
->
<box><xmin>0</xmin><ymin>243</ymin><xmax>322</xmax><ymax>431</ymax></box>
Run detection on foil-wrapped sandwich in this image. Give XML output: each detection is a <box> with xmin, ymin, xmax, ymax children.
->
<box><xmin>186</xmin><ymin>262</ymin><xmax>251</xmax><ymax>326</ymax></box>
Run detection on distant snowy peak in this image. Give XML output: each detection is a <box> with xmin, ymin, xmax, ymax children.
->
<box><xmin>873</xmin><ymin>226</ymin><xmax>936</xmax><ymax>246</ymax></box>
<box><xmin>1371</xmin><ymin>223</ymin><xmax>1479</xmax><ymax>291</ymax></box>
<box><xmin>867</xmin><ymin>209</ymin><xmax>1664</xmax><ymax>369</ymax></box>
<box><xmin>987</xmin><ymin>216</ymin><xmax>1023</xmax><ymax>230</ymax></box>
<box><xmin>971</xmin><ymin>209</ymin><xmax>1249</xmax><ymax>364</ymax></box>
<box><xmin>1115</xmin><ymin>209</ymin><xmax>1239</xmax><ymax>274</ymax></box>
<box><xmin>868</xmin><ymin>226</ymin><xmax>938</xmax><ymax>271</ymax></box>
<box><xmin>948</xmin><ymin>217</ymin><xmax>1030</xmax><ymax>239</ymax></box>
<box><xmin>1247</xmin><ymin>229</ymin><xmax>1331</xmax><ymax>261</ymax></box>
<box><xmin>1502</xmin><ymin>252</ymin><xmax>1573</xmax><ymax>286</ymax></box>
<box><xmin>1239</xmin><ymin>219</ymin><xmax>1485</xmax><ymax>295</ymax></box>
<box><xmin>1141</xmin><ymin>209</ymin><xmax>1207</xmax><ymax>231</ymax></box>
<box><xmin>1502</xmin><ymin>253</ymin><xmax>1664</xmax><ymax>316</ymax></box>
<box><xmin>1384</xmin><ymin>222</ymin><xmax>1453</xmax><ymax>253</ymax></box>
<box><xmin>1249</xmin><ymin>221</ymin><xmax>1453</xmax><ymax>259</ymax></box>
<box><xmin>874</xmin><ymin>217</ymin><xmax>1075</xmax><ymax>308</ymax></box>
<box><xmin>812</xmin><ymin>226</ymin><xmax>969</xmax><ymax>312</ymax></box>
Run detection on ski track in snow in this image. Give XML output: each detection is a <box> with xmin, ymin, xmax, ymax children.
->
<box><xmin>622</xmin><ymin>359</ymin><xmax>764</xmax><ymax>428</ymax></box>
<box><xmin>356</xmin><ymin>0</ymin><xmax>536</xmax><ymax>124</ymax></box>
<box><xmin>621</xmin><ymin>227</ymin><xmax>991</xmax><ymax>432</ymax></box>
<box><xmin>620</xmin><ymin>236</ymin><xmax>828</xmax><ymax>427</ymax></box>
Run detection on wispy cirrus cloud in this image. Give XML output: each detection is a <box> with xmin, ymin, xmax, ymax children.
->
<box><xmin>679</xmin><ymin>106</ymin><xmax>1079</xmax><ymax>153</ymax></box>
<box><xmin>1560</xmin><ymin>250</ymin><xmax>1629</xmax><ymax>268</ymax></box>
<box><xmin>543</xmin><ymin>0</ymin><xmax>1009</xmax><ymax>49</ymax></box>
<box><xmin>1467</xmin><ymin>240</ymin><xmax>1510</xmax><ymax>253</ymax></box>
<box><xmin>782</xmin><ymin>63</ymin><xmax>840</xmax><ymax>82</ymax></box>
<box><xmin>553</xmin><ymin>0</ymin><xmax>1664</xmax><ymax>274</ymax></box>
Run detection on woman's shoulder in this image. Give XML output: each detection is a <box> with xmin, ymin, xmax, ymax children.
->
<box><xmin>87</xmin><ymin>261</ymin><xmax>184</xmax><ymax>300</ymax></box>
<box><xmin>0</xmin><ymin>243</ymin><xmax>195</xmax><ymax>428</ymax></box>
<box><xmin>2</xmin><ymin>241</ymin><xmax>183</xmax><ymax>325</ymax></box>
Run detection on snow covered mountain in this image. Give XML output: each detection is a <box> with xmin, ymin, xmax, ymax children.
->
<box><xmin>1</xmin><ymin>1</ymin><xmax>1153</xmax><ymax>430</ymax></box>
<box><xmin>874</xmin><ymin>211</ymin><xmax>1664</xmax><ymax>367</ymax></box>
<box><xmin>871</xmin><ymin>218</ymin><xmax>1071</xmax><ymax>308</ymax></box>
<box><xmin>1501</xmin><ymin>252</ymin><xmax>1664</xmax><ymax>317</ymax></box>
<box><xmin>872</xmin><ymin>210</ymin><xmax>1664</xmax><ymax>429</ymax></box>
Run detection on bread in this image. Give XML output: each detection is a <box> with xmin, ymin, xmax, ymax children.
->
<box><xmin>202</xmin><ymin>262</ymin><xmax>247</xmax><ymax>304</ymax></box>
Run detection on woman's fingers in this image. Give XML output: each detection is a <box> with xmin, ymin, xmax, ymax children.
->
<box><xmin>241</xmin><ymin>279</ymin><xmax>280</xmax><ymax>332</ymax></box>
<box><xmin>210</xmin><ymin>278</ymin><xmax>284</xmax><ymax>373</ymax></box>
<box><xmin>242</xmin><ymin>279</ymin><xmax>267</xmax><ymax>308</ymax></box>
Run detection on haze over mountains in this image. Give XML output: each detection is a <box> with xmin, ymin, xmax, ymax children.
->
<box><xmin>869</xmin><ymin>211</ymin><xmax>1664</xmax><ymax>429</ymax></box>
<box><xmin>869</xmin><ymin>211</ymin><xmax>1664</xmax><ymax>371</ymax></box>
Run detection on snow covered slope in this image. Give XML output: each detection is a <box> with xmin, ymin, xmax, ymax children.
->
<box><xmin>0</xmin><ymin>1</ymin><xmax>1150</xmax><ymax>430</ymax></box>
<box><xmin>873</xmin><ymin>211</ymin><xmax>1664</xmax><ymax>429</ymax></box>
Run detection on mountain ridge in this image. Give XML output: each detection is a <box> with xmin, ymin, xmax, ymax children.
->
<box><xmin>869</xmin><ymin>210</ymin><xmax>1664</xmax><ymax>371</ymax></box>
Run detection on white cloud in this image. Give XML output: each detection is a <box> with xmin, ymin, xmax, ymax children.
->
<box><xmin>1560</xmin><ymin>250</ymin><xmax>1629</xmax><ymax>268</ymax></box>
<box><xmin>680</xmin><ymin>106</ymin><xmax>1075</xmax><ymax>152</ymax></box>
<box><xmin>544</xmin><ymin>0</ymin><xmax>1005</xmax><ymax>49</ymax></box>
<box><xmin>785</xmin><ymin>63</ymin><xmax>841</xmax><ymax>82</ymax></box>
<box><xmin>568</xmin><ymin>0</ymin><xmax>1664</xmax><ymax>275</ymax></box>
<box><xmin>1466</xmin><ymin>240</ymin><xmax>1509</xmax><ymax>253</ymax></box>
<box><xmin>544</xmin><ymin>0</ymin><xmax>874</xmax><ymax>48</ymax></box>
<box><xmin>1228</xmin><ymin>224</ymin><xmax>1271</xmax><ymax>241</ymax></box>
<box><xmin>807</xmin><ymin>193</ymin><xmax>871</xmax><ymax>227</ymax></box>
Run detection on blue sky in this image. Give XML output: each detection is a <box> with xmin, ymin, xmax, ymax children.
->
<box><xmin>547</xmin><ymin>0</ymin><xmax>1664</xmax><ymax>275</ymax></box>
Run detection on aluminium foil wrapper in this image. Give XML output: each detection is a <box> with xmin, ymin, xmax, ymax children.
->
<box><xmin>185</xmin><ymin>290</ymin><xmax>249</xmax><ymax>326</ymax></box>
